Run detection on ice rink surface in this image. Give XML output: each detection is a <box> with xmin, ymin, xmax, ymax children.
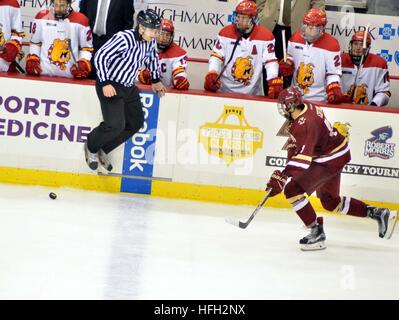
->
<box><xmin>0</xmin><ymin>183</ymin><xmax>398</xmax><ymax>300</ymax></box>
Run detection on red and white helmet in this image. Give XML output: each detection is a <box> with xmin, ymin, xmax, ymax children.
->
<box><xmin>349</xmin><ymin>30</ymin><xmax>372</xmax><ymax>64</ymax></box>
<box><xmin>235</xmin><ymin>0</ymin><xmax>257</xmax><ymax>16</ymax></box>
<box><xmin>302</xmin><ymin>8</ymin><xmax>327</xmax><ymax>27</ymax></box>
<box><xmin>157</xmin><ymin>18</ymin><xmax>175</xmax><ymax>51</ymax></box>
<box><xmin>277</xmin><ymin>87</ymin><xmax>304</xmax><ymax>119</ymax></box>
<box><xmin>350</xmin><ymin>30</ymin><xmax>372</xmax><ymax>46</ymax></box>
<box><xmin>301</xmin><ymin>8</ymin><xmax>327</xmax><ymax>43</ymax></box>
<box><xmin>233</xmin><ymin>0</ymin><xmax>258</xmax><ymax>35</ymax></box>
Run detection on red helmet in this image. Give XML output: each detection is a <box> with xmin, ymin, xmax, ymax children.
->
<box><xmin>351</xmin><ymin>31</ymin><xmax>371</xmax><ymax>46</ymax></box>
<box><xmin>303</xmin><ymin>8</ymin><xmax>327</xmax><ymax>27</ymax></box>
<box><xmin>235</xmin><ymin>0</ymin><xmax>257</xmax><ymax>17</ymax></box>
<box><xmin>277</xmin><ymin>87</ymin><xmax>304</xmax><ymax>119</ymax></box>
<box><xmin>160</xmin><ymin>18</ymin><xmax>174</xmax><ymax>34</ymax></box>
<box><xmin>157</xmin><ymin>18</ymin><xmax>174</xmax><ymax>51</ymax></box>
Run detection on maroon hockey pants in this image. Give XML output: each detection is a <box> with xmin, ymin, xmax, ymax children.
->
<box><xmin>284</xmin><ymin>160</ymin><xmax>368</xmax><ymax>227</ymax></box>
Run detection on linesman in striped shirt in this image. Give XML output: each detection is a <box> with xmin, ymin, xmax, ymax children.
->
<box><xmin>84</xmin><ymin>9</ymin><xmax>166</xmax><ymax>172</ymax></box>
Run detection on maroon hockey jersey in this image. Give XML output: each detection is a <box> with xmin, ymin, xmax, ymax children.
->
<box><xmin>280</xmin><ymin>103</ymin><xmax>350</xmax><ymax>177</ymax></box>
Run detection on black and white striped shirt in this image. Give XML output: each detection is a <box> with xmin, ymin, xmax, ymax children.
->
<box><xmin>94</xmin><ymin>29</ymin><xmax>160</xmax><ymax>87</ymax></box>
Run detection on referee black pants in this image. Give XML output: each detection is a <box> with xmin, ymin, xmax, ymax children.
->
<box><xmin>87</xmin><ymin>81</ymin><xmax>144</xmax><ymax>154</ymax></box>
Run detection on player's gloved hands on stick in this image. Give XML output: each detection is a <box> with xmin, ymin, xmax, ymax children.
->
<box><xmin>25</xmin><ymin>54</ymin><xmax>42</xmax><ymax>76</ymax></box>
<box><xmin>0</xmin><ymin>40</ymin><xmax>21</xmax><ymax>62</ymax></box>
<box><xmin>173</xmin><ymin>76</ymin><xmax>190</xmax><ymax>90</ymax></box>
<box><xmin>266</xmin><ymin>170</ymin><xmax>288</xmax><ymax>197</ymax></box>
<box><xmin>268</xmin><ymin>77</ymin><xmax>284</xmax><ymax>99</ymax></box>
<box><xmin>326</xmin><ymin>82</ymin><xmax>345</xmax><ymax>104</ymax></box>
<box><xmin>204</xmin><ymin>71</ymin><xmax>221</xmax><ymax>92</ymax></box>
<box><xmin>70</xmin><ymin>59</ymin><xmax>92</xmax><ymax>79</ymax></box>
<box><xmin>138</xmin><ymin>68</ymin><xmax>151</xmax><ymax>85</ymax></box>
<box><xmin>278</xmin><ymin>59</ymin><xmax>294</xmax><ymax>77</ymax></box>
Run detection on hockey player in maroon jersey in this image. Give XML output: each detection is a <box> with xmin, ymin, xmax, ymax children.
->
<box><xmin>341</xmin><ymin>31</ymin><xmax>391</xmax><ymax>106</ymax></box>
<box><xmin>278</xmin><ymin>8</ymin><xmax>345</xmax><ymax>104</ymax></box>
<box><xmin>138</xmin><ymin>18</ymin><xmax>189</xmax><ymax>90</ymax></box>
<box><xmin>0</xmin><ymin>0</ymin><xmax>24</xmax><ymax>72</ymax></box>
<box><xmin>265</xmin><ymin>87</ymin><xmax>397</xmax><ymax>251</ymax></box>
<box><xmin>204</xmin><ymin>0</ymin><xmax>282</xmax><ymax>97</ymax></box>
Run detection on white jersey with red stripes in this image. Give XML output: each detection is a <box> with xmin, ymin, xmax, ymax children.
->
<box><xmin>341</xmin><ymin>53</ymin><xmax>390</xmax><ymax>106</ymax></box>
<box><xmin>29</xmin><ymin>9</ymin><xmax>93</xmax><ymax>78</ymax></box>
<box><xmin>0</xmin><ymin>0</ymin><xmax>24</xmax><ymax>71</ymax></box>
<box><xmin>287</xmin><ymin>31</ymin><xmax>342</xmax><ymax>101</ymax></box>
<box><xmin>158</xmin><ymin>42</ymin><xmax>188</xmax><ymax>87</ymax></box>
<box><xmin>208</xmin><ymin>24</ymin><xmax>278</xmax><ymax>95</ymax></box>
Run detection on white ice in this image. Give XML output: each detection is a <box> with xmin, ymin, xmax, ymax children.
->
<box><xmin>0</xmin><ymin>183</ymin><xmax>398</xmax><ymax>300</ymax></box>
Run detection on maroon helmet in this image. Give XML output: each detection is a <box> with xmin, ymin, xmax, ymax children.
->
<box><xmin>277</xmin><ymin>87</ymin><xmax>304</xmax><ymax>119</ymax></box>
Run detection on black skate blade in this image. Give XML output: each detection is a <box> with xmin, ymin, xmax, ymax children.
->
<box><xmin>385</xmin><ymin>210</ymin><xmax>397</xmax><ymax>240</ymax></box>
<box><xmin>300</xmin><ymin>241</ymin><xmax>327</xmax><ymax>251</ymax></box>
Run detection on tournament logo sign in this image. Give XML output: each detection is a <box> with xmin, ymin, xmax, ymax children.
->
<box><xmin>199</xmin><ymin>106</ymin><xmax>263</xmax><ymax>165</ymax></box>
<box><xmin>364</xmin><ymin>126</ymin><xmax>396</xmax><ymax>160</ymax></box>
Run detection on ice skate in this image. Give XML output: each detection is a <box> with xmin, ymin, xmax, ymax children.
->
<box><xmin>367</xmin><ymin>207</ymin><xmax>397</xmax><ymax>239</ymax></box>
<box><xmin>98</xmin><ymin>149</ymin><xmax>113</xmax><ymax>172</ymax></box>
<box><xmin>84</xmin><ymin>142</ymin><xmax>98</xmax><ymax>171</ymax></box>
<box><xmin>300</xmin><ymin>217</ymin><xmax>326</xmax><ymax>251</ymax></box>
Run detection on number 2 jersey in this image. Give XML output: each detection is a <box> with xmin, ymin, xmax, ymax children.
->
<box><xmin>279</xmin><ymin>103</ymin><xmax>349</xmax><ymax>178</ymax></box>
<box><xmin>287</xmin><ymin>31</ymin><xmax>342</xmax><ymax>101</ymax></box>
<box><xmin>0</xmin><ymin>0</ymin><xmax>24</xmax><ymax>71</ymax></box>
<box><xmin>341</xmin><ymin>52</ymin><xmax>391</xmax><ymax>106</ymax></box>
<box><xmin>29</xmin><ymin>9</ymin><xmax>93</xmax><ymax>78</ymax></box>
<box><xmin>208</xmin><ymin>24</ymin><xmax>278</xmax><ymax>95</ymax></box>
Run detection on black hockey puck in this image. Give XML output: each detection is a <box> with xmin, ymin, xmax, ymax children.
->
<box><xmin>49</xmin><ymin>192</ymin><xmax>57</xmax><ymax>200</ymax></box>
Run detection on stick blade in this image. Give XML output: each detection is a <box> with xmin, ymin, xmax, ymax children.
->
<box><xmin>225</xmin><ymin>217</ymin><xmax>240</xmax><ymax>227</ymax></box>
<box><xmin>225</xmin><ymin>217</ymin><xmax>247</xmax><ymax>229</ymax></box>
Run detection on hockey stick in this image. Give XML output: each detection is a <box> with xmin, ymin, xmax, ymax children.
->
<box><xmin>65</xmin><ymin>18</ymin><xmax>78</xmax><ymax>68</ymax></box>
<box><xmin>351</xmin><ymin>24</ymin><xmax>369</xmax><ymax>101</ymax></box>
<box><xmin>225</xmin><ymin>188</ymin><xmax>272</xmax><ymax>229</ymax></box>
<box><xmin>13</xmin><ymin>61</ymin><xmax>25</xmax><ymax>74</ymax></box>
<box><xmin>213</xmin><ymin>35</ymin><xmax>242</xmax><ymax>83</ymax></box>
<box><xmin>97</xmin><ymin>171</ymin><xmax>172</xmax><ymax>182</ymax></box>
<box><xmin>281</xmin><ymin>28</ymin><xmax>292</xmax><ymax>89</ymax></box>
<box><xmin>282</xmin><ymin>29</ymin><xmax>287</xmax><ymax>63</ymax></box>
